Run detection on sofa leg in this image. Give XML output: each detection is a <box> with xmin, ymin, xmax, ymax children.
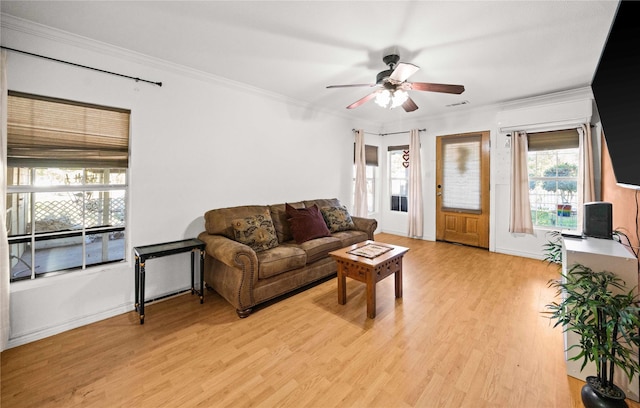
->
<box><xmin>236</xmin><ymin>308</ymin><xmax>252</xmax><ymax>318</ymax></box>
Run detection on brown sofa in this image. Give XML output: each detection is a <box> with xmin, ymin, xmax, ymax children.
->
<box><xmin>198</xmin><ymin>198</ymin><xmax>377</xmax><ymax>317</ymax></box>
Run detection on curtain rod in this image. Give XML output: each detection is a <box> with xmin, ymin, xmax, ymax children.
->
<box><xmin>504</xmin><ymin>124</ymin><xmax>595</xmax><ymax>136</ymax></box>
<box><xmin>1</xmin><ymin>46</ymin><xmax>163</xmax><ymax>87</ymax></box>
<box><xmin>352</xmin><ymin>128</ymin><xmax>426</xmax><ymax>136</ymax></box>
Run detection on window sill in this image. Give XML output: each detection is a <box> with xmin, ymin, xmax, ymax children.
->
<box><xmin>10</xmin><ymin>259</ymin><xmax>131</xmax><ymax>293</ymax></box>
<box><xmin>534</xmin><ymin>226</ymin><xmax>579</xmax><ymax>232</ymax></box>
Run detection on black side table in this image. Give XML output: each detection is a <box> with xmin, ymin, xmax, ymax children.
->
<box><xmin>134</xmin><ymin>238</ymin><xmax>206</xmax><ymax>324</ymax></box>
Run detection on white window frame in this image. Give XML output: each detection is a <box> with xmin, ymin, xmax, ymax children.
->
<box><xmin>389</xmin><ymin>149</ymin><xmax>409</xmax><ymax>212</ymax></box>
<box><xmin>7</xmin><ymin>168</ymin><xmax>128</xmax><ymax>281</ymax></box>
<box><xmin>527</xmin><ymin>133</ymin><xmax>580</xmax><ymax>231</ymax></box>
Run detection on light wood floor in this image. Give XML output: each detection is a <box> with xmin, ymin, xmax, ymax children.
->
<box><xmin>2</xmin><ymin>233</ymin><xmax>639</xmax><ymax>408</ymax></box>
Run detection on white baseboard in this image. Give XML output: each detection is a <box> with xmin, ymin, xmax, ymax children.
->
<box><xmin>7</xmin><ymin>303</ymin><xmax>133</xmax><ymax>349</ymax></box>
<box><xmin>494</xmin><ymin>247</ymin><xmax>544</xmax><ymax>260</ymax></box>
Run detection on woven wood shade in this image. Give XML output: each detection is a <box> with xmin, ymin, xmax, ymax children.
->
<box><xmin>353</xmin><ymin>144</ymin><xmax>379</xmax><ymax>166</ymax></box>
<box><xmin>527</xmin><ymin>129</ymin><xmax>579</xmax><ymax>151</ymax></box>
<box><xmin>7</xmin><ymin>92</ymin><xmax>130</xmax><ymax>168</ymax></box>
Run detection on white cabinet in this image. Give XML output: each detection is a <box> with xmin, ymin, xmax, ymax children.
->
<box><xmin>562</xmin><ymin>236</ymin><xmax>639</xmax><ymax>402</ymax></box>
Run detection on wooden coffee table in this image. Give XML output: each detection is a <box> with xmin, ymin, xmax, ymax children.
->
<box><xmin>329</xmin><ymin>240</ymin><xmax>409</xmax><ymax>318</ymax></box>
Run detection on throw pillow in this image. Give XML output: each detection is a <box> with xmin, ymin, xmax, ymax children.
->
<box><xmin>285</xmin><ymin>203</ymin><xmax>331</xmax><ymax>244</ymax></box>
<box><xmin>232</xmin><ymin>210</ymin><xmax>279</xmax><ymax>252</ymax></box>
<box><xmin>321</xmin><ymin>206</ymin><xmax>355</xmax><ymax>233</ymax></box>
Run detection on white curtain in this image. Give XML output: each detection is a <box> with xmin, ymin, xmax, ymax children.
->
<box><xmin>1</xmin><ymin>50</ymin><xmax>10</xmax><ymax>351</ymax></box>
<box><xmin>509</xmin><ymin>131</ymin><xmax>534</xmax><ymax>234</ymax></box>
<box><xmin>353</xmin><ymin>129</ymin><xmax>368</xmax><ymax>217</ymax></box>
<box><xmin>408</xmin><ymin>129</ymin><xmax>423</xmax><ymax>237</ymax></box>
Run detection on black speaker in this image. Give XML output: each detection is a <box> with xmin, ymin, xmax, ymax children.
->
<box><xmin>583</xmin><ymin>202</ymin><xmax>612</xmax><ymax>239</ymax></box>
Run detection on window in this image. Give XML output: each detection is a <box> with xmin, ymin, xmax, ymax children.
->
<box><xmin>389</xmin><ymin>146</ymin><xmax>409</xmax><ymax>212</ymax></box>
<box><xmin>527</xmin><ymin>129</ymin><xmax>579</xmax><ymax>230</ymax></box>
<box><xmin>6</xmin><ymin>92</ymin><xmax>130</xmax><ymax>281</ymax></box>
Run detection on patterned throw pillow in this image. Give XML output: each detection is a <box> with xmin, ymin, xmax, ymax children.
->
<box><xmin>321</xmin><ymin>206</ymin><xmax>355</xmax><ymax>233</ymax></box>
<box><xmin>232</xmin><ymin>211</ymin><xmax>279</xmax><ymax>252</ymax></box>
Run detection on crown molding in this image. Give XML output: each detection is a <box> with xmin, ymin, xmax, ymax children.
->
<box><xmin>380</xmin><ymin>86</ymin><xmax>595</xmax><ymax>130</ymax></box>
<box><xmin>1</xmin><ymin>13</ymin><xmax>355</xmax><ymax>121</ymax></box>
<box><xmin>497</xmin><ymin>86</ymin><xmax>594</xmax><ymax>111</ymax></box>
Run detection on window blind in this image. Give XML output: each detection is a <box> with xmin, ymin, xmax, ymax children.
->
<box><xmin>527</xmin><ymin>129</ymin><xmax>579</xmax><ymax>151</ymax></box>
<box><xmin>353</xmin><ymin>144</ymin><xmax>379</xmax><ymax>166</ymax></box>
<box><xmin>7</xmin><ymin>92</ymin><xmax>130</xmax><ymax>168</ymax></box>
<box><xmin>388</xmin><ymin>145</ymin><xmax>409</xmax><ymax>152</ymax></box>
<box><xmin>442</xmin><ymin>135</ymin><xmax>481</xmax><ymax>211</ymax></box>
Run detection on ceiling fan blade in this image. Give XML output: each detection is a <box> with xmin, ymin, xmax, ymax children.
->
<box><xmin>389</xmin><ymin>63</ymin><xmax>420</xmax><ymax>83</ymax></box>
<box><xmin>346</xmin><ymin>91</ymin><xmax>378</xmax><ymax>109</ymax></box>
<box><xmin>409</xmin><ymin>82</ymin><xmax>465</xmax><ymax>94</ymax></box>
<box><xmin>402</xmin><ymin>97</ymin><xmax>419</xmax><ymax>112</ymax></box>
<box><xmin>326</xmin><ymin>83</ymin><xmax>376</xmax><ymax>89</ymax></box>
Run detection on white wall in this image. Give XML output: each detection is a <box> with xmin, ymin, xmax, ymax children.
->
<box><xmin>2</xmin><ymin>16</ymin><xmax>376</xmax><ymax>347</ymax></box>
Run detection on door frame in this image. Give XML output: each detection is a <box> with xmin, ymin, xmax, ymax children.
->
<box><xmin>435</xmin><ymin>130</ymin><xmax>491</xmax><ymax>248</ymax></box>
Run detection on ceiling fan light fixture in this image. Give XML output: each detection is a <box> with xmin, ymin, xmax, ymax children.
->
<box><xmin>375</xmin><ymin>89</ymin><xmax>391</xmax><ymax>108</ymax></box>
<box><xmin>375</xmin><ymin>89</ymin><xmax>408</xmax><ymax>109</ymax></box>
<box><xmin>391</xmin><ymin>89</ymin><xmax>408</xmax><ymax>108</ymax></box>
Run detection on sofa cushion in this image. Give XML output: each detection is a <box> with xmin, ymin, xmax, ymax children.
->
<box><xmin>204</xmin><ymin>205</ymin><xmax>270</xmax><ymax>238</ymax></box>
<box><xmin>257</xmin><ymin>245</ymin><xmax>306</xmax><ymax>279</ymax></box>
<box><xmin>289</xmin><ymin>236</ymin><xmax>343</xmax><ymax>264</ymax></box>
<box><xmin>269</xmin><ymin>201</ymin><xmax>304</xmax><ymax>243</ymax></box>
<box><xmin>286</xmin><ymin>203</ymin><xmax>331</xmax><ymax>244</ymax></box>
<box><xmin>332</xmin><ymin>230</ymin><xmax>369</xmax><ymax>247</ymax></box>
<box><xmin>232</xmin><ymin>210</ymin><xmax>279</xmax><ymax>253</ymax></box>
<box><xmin>304</xmin><ymin>198</ymin><xmax>342</xmax><ymax>209</ymax></box>
<box><xmin>321</xmin><ymin>206</ymin><xmax>355</xmax><ymax>233</ymax></box>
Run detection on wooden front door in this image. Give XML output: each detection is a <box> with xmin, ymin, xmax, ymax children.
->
<box><xmin>436</xmin><ymin>131</ymin><xmax>490</xmax><ymax>248</ymax></box>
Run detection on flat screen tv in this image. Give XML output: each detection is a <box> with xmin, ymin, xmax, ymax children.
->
<box><xmin>591</xmin><ymin>0</ymin><xmax>640</xmax><ymax>190</ymax></box>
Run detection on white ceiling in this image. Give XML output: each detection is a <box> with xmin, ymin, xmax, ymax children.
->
<box><xmin>0</xmin><ymin>1</ymin><xmax>620</xmax><ymax>124</ymax></box>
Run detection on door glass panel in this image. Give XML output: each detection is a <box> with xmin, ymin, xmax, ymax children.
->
<box><xmin>442</xmin><ymin>136</ymin><xmax>481</xmax><ymax>211</ymax></box>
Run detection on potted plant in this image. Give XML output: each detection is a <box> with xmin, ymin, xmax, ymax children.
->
<box><xmin>545</xmin><ymin>263</ymin><xmax>640</xmax><ymax>407</ymax></box>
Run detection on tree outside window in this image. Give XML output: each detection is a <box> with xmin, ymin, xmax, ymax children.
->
<box><xmin>528</xmin><ymin>149</ymin><xmax>579</xmax><ymax>229</ymax></box>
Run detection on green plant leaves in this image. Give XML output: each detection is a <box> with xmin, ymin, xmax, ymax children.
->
<box><xmin>545</xmin><ymin>264</ymin><xmax>640</xmax><ymax>384</ymax></box>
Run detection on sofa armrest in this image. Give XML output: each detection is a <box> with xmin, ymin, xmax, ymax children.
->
<box><xmin>351</xmin><ymin>216</ymin><xmax>378</xmax><ymax>240</ymax></box>
<box><xmin>198</xmin><ymin>232</ymin><xmax>259</xmax><ymax>313</ymax></box>
<box><xmin>197</xmin><ymin>232</ymin><xmax>258</xmax><ymax>274</ymax></box>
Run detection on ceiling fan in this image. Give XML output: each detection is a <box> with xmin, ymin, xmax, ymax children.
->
<box><xmin>326</xmin><ymin>54</ymin><xmax>465</xmax><ymax>112</ymax></box>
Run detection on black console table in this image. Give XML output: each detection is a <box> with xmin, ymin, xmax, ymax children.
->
<box><xmin>134</xmin><ymin>238</ymin><xmax>206</xmax><ymax>324</ymax></box>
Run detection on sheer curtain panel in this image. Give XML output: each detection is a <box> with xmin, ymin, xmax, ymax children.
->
<box><xmin>353</xmin><ymin>129</ymin><xmax>368</xmax><ymax>217</ymax></box>
<box><xmin>578</xmin><ymin>124</ymin><xmax>596</xmax><ymax>202</ymax></box>
<box><xmin>576</xmin><ymin>124</ymin><xmax>595</xmax><ymax>232</ymax></box>
<box><xmin>509</xmin><ymin>131</ymin><xmax>534</xmax><ymax>234</ymax></box>
<box><xmin>1</xmin><ymin>50</ymin><xmax>10</xmax><ymax>351</ymax></box>
<box><xmin>408</xmin><ymin>129</ymin><xmax>424</xmax><ymax>237</ymax></box>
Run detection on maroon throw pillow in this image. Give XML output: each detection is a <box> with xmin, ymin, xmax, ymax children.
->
<box><xmin>286</xmin><ymin>203</ymin><xmax>331</xmax><ymax>244</ymax></box>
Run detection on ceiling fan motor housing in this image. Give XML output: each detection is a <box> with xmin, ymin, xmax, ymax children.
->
<box><xmin>377</xmin><ymin>54</ymin><xmax>401</xmax><ymax>84</ymax></box>
<box><xmin>376</xmin><ymin>69</ymin><xmax>394</xmax><ymax>84</ymax></box>
<box><xmin>382</xmin><ymin>54</ymin><xmax>400</xmax><ymax>67</ymax></box>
